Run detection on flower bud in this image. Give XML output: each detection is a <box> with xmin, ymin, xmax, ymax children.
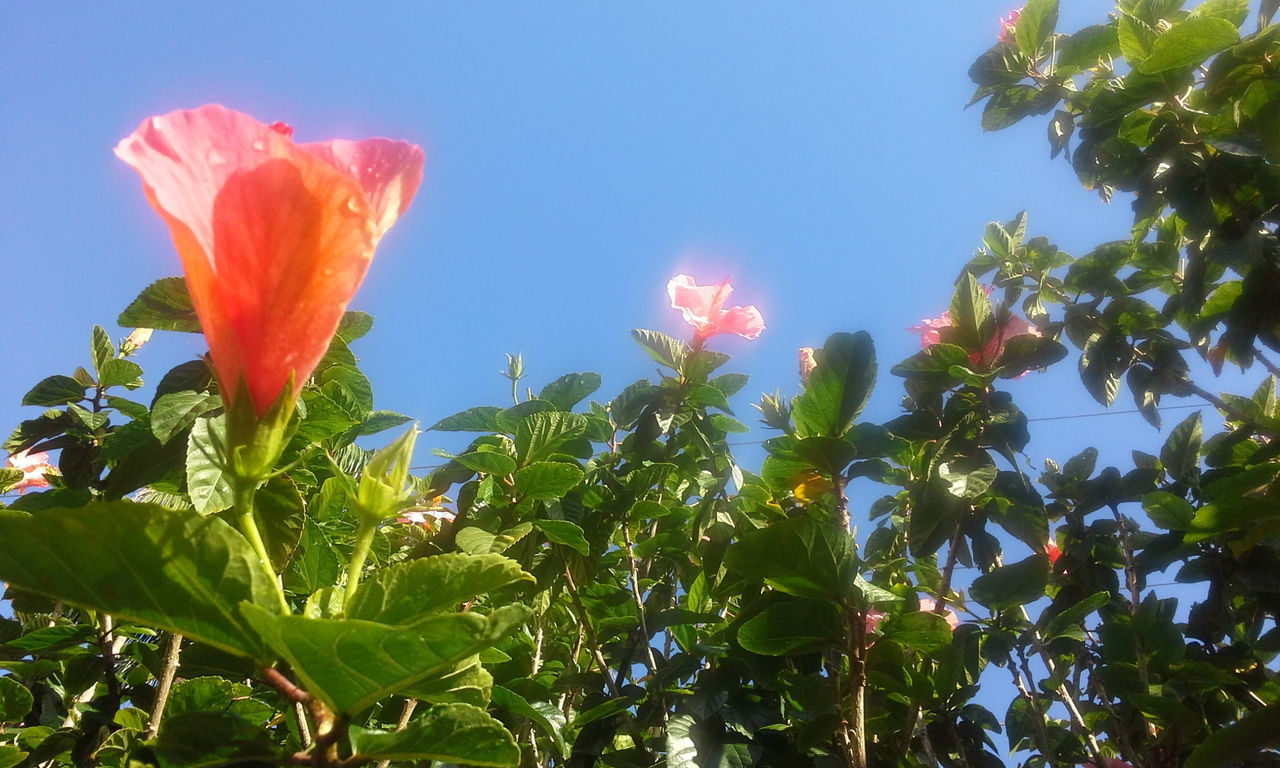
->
<box><xmin>798</xmin><ymin>347</ymin><xmax>817</xmax><ymax>385</ymax></box>
<box><xmin>355</xmin><ymin>424</ymin><xmax>420</xmax><ymax>524</ymax></box>
<box><xmin>121</xmin><ymin>327</ymin><xmax>154</xmax><ymax>355</ymax></box>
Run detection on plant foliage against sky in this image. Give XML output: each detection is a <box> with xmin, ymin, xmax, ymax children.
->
<box><xmin>0</xmin><ymin>1</ymin><xmax>1278</xmax><ymax>767</ymax></box>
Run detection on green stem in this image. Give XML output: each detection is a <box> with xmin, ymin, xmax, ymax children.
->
<box><xmin>344</xmin><ymin>521</ymin><xmax>377</xmax><ymax>607</ymax></box>
<box><xmin>234</xmin><ymin>481</ymin><xmax>291</xmax><ymax>615</ymax></box>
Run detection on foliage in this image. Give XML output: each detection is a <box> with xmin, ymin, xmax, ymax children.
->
<box><xmin>1</xmin><ymin>3</ymin><xmax>1278</xmax><ymax>767</ymax></box>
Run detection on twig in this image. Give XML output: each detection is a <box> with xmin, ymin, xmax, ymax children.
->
<box><xmin>144</xmin><ymin>633</ymin><xmax>184</xmax><ymax>739</ymax></box>
<box><xmin>373</xmin><ymin>700</ymin><xmax>418</xmax><ymax>768</ymax></box>
<box><xmin>263</xmin><ymin>667</ymin><xmax>311</xmax><ymax>705</ymax></box>
<box><xmin>621</xmin><ymin>509</ymin><xmax>666</xmax><ymax>726</ymax></box>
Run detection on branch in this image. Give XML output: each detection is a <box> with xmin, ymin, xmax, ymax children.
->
<box><xmin>144</xmin><ymin>632</ymin><xmax>184</xmax><ymax>739</ymax></box>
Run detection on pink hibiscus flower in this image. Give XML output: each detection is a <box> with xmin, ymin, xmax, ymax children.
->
<box><xmin>667</xmin><ymin>274</ymin><xmax>765</xmax><ymax>346</ymax></box>
<box><xmin>999</xmin><ymin>8</ymin><xmax>1022</xmax><ymax>43</ymax></box>
<box><xmin>6</xmin><ymin>450</ymin><xmax>54</xmax><ymax>493</ymax></box>
<box><xmin>918</xmin><ymin>598</ymin><xmax>961</xmax><ymax>630</ymax></box>
<box><xmin>798</xmin><ymin>347</ymin><xmax>818</xmax><ymax>385</ymax></box>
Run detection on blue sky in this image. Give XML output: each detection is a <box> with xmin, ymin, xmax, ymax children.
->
<box><xmin>1</xmin><ymin>1</ymin><xmax>1254</xmax><ymax>754</ymax></box>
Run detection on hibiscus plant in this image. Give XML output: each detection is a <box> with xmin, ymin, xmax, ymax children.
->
<box><xmin>1</xmin><ymin>2</ymin><xmax>1279</xmax><ymax>767</ymax></box>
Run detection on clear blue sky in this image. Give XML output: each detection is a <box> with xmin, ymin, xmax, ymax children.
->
<box><xmin>1</xmin><ymin>1</ymin><xmax>1251</xmax><ymax>754</ymax></box>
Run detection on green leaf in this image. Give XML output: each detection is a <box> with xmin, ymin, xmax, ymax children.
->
<box><xmin>253</xmin><ymin>476</ymin><xmax>304</xmax><ymax>573</ymax></box>
<box><xmin>349</xmin><ymin>703</ymin><xmax>519</xmax><ymax>767</ymax></box>
<box><xmin>514</xmin><ymin>462</ymin><xmax>584</xmax><ymax>500</ymax></box>
<box><xmin>538</xmin><ymin>372</ymin><xmax>602</xmax><ymax>411</ymax></box>
<box><xmin>571</xmin><ymin>696</ymin><xmax>635</xmax><ymax>727</ymax></box>
<box><xmin>99</xmin><ymin>359</ymin><xmax>143</xmax><ymax>389</ymax></box>
<box><xmin>336</xmin><ymin>311</ymin><xmax>374</xmax><ymax>342</ymax></box>
<box><xmin>151</xmin><ymin>391</ymin><xmax>220</xmax><ymax>445</ymax></box>
<box><xmin>793</xmin><ymin>331</ymin><xmax>877</xmax><ymax>439</ymax></box>
<box><xmin>1138</xmin><ymin>16</ymin><xmax>1239</xmax><ymax>73</ymax></box>
<box><xmin>1160</xmin><ymin>411</ymin><xmax>1202</xmax><ymax>483</ymax></box>
<box><xmin>939</xmin><ymin>461</ymin><xmax>997</xmax><ymax>500</ymax></box>
<box><xmin>516</xmin><ymin>412</ymin><xmax>587</xmax><ymax>465</ymax></box>
<box><xmin>970</xmin><ymin>554</ymin><xmax>1050</xmax><ymax>610</ymax></box>
<box><xmin>283</xmin><ymin>518</ymin><xmax>341</xmax><ymax>596</ymax></box>
<box><xmin>456</xmin><ymin>451</ymin><xmax>517</xmax><ymax>476</ymax></box>
<box><xmin>1056</xmin><ymin>23</ymin><xmax>1121</xmax><ymax>73</ymax></box>
<box><xmin>0</xmin><ymin>468</ymin><xmax>23</xmax><ymax>494</ymax></box>
<box><xmin>455</xmin><ymin>524</ymin><xmax>534</xmax><ymax>555</ymax></box>
<box><xmin>1015</xmin><ymin>0</ymin><xmax>1059</xmax><ymax>58</ymax></box>
<box><xmin>429</xmin><ymin>406</ymin><xmax>502</xmax><ymax>433</ymax></box>
<box><xmin>1185</xmin><ymin>703</ymin><xmax>1280</xmax><ymax>768</ymax></box>
<box><xmin>186</xmin><ymin>415</ymin><xmax>233</xmax><ymax>516</ymax></box>
<box><xmin>949</xmin><ymin>273</ymin><xmax>992</xmax><ymax>351</ymax></box>
<box><xmin>533</xmin><ymin>519</ymin><xmax>590</xmax><ymax>556</ymax></box>
<box><xmin>1143</xmin><ymin>491</ymin><xmax>1195</xmax><ymax>530</ymax></box>
<box><xmin>997</xmin><ymin>336</ymin><xmax>1067</xmax><ymax>378</ymax></box>
<box><xmin>118</xmin><ymin>277</ymin><xmax>201</xmax><ymax>333</ymax></box>
<box><xmin>165</xmin><ymin>676</ymin><xmax>250</xmax><ymax>718</ymax></box>
<box><xmin>890</xmin><ymin>343</ymin><xmax>971</xmax><ymax>383</ymax></box>
<box><xmin>0</xmin><ymin>676</ymin><xmax>32</xmax><ymax>723</ymax></box>
<box><xmin>631</xmin><ymin>329</ymin><xmax>688</xmax><ymax>369</ymax></box>
<box><xmin>490</xmin><ymin>686</ymin><xmax>568</xmax><ymax>757</ymax></box>
<box><xmin>152</xmin><ymin>712</ymin><xmax>278</xmax><ymax>768</ymax></box>
<box><xmin>241</xmin><ymin>605</ymin><xmax>529</xmax><ymax>714</ymax></box>
<box><xmin>0</xmin><ymin>502</ymin><xmax>279</xmax><ymax>658</ymax></box>
<box><xmin>357</xmin><ymin>410</ymin><xmax>413</xmax><ymax>437</ymax></box>
<box><xmin>725</xmin><ymin>517</ymin><xmax>856</xmax><ymax>602</ymax></box>
<box><xmin>881</xmin><ymin>611</ymin><xmax>955</xmax><ymax>653</ymax></box>
<box><xmin>347</xmin><ymin>554</ymin><xmax>533</xmax><ymax>625</ymax></box>
<box><xmin>21</xmin><ymin>375</ymin><xmax>86</xmax><ymax>407</ymax></box>
<box><xmin>0</xmin><ymin>748</ymin><xmax>26</xmax><ymax>768</ymax></box>
<box><xmin>1189</xmin><ymin>0</ymin><xmax>1248</xmax><ymax>25</ymax></box>
<box><xmin>91</xmin><ymin>325</ymin><xmax>115</xmax><ymax>374</ymax></box>
<box><xmin>737</xmin><ymin>599</ymin><xmax>844</xmax><ymax>655</ymax></box>
<box><xmin>401</xmin><ymin>659</ymin><xmax>493</xmax><ymax>707</ymax></box>
<box><xmin>1043</xmin><ymin>591</ymin><xmax>1111</xmax><ymax>641</ymax></box>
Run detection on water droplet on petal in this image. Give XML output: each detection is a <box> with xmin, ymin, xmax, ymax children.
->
<box><xmin>207</xmin><ymin>150</ymin><xmax>227</xmax><ymax>166</ymax></box>
<box><xmin>251</xmin><ymin>139</ymin><xmax>266</xmax><ymax>151</ymax></box>
<box><xmin>322</xmin><ymin>268</ymin><xmax>335</xmax><ymax>277</ymax></box>
<box><xmin>343</xmin><ymin>196</ymin><xmax>363</xmax><ymax>214</ymax></box>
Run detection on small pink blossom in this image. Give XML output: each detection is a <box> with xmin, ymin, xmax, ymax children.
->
<box><xmin>864</xmin><ymin>609</ymin><xmax>887</xmax><ymax>636</ymax></box>
<box><xmin>908</xmin><ymin>312</ymin><xmax>954</xmax><ymax>348</ymax></box>
<box><xmin>999</xmin><ymin>8</ymin><xmax>1022</xmax><ymax>43</ymax></box>
<box><xmin>798</xmin><ymin>347</ymin><xmax>817</xmax><ymax>385</ymax></box>
<box><xmin>6</xmin><ymin>450</ymin><xmax>54</xmax><ymax>493</ymax></box>
<box><xmin>667</xmin><ymin>274</ymin><xmax>765</xmax><ymax>346</ymax></box>
<box><xmin>909</xmin><ymin>291</ymin><xmax>1041</xmax><ymax>371</ymax></box>
<box><xmin>397</xmin><ymin>503</ymin><xmax>456</xmax><ymax>530</ymax></box>
<box><xmin>918</xmin><ymin>598</ymin><xmax>960</xmax><ymax>630</ymax></box>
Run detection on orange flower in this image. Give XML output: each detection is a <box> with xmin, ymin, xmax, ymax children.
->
<box><xmin>1045</xmin><ymin>540</ymin><xmax>1062</xmax><ymax>566</ymax></box>
<box><xmin>116</xmin><ymin>105</ymin><xmax>425</xmax><ymax>418</ymax></box>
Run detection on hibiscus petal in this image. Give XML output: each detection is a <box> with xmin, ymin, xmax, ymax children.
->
<box><xmin>116</xmin><ymin>105</ymin><xmax>385</xmax><ymax>416</ymax></box>
<box><xmin>716</xmin><ymin>305</ymin><xmax>765</xmax><ymax>340</ymax></box>
<box><xmin>299</xmin><ymin>138</ymin><xmax>425</xmax><ymax>240</ymax></box>
<box><xmin>668</xmin><ymin>274</ymin><xmax>732</xmax><ymax>331</ymax></box>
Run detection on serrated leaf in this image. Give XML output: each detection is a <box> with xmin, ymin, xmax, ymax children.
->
<box><xmin>21</xmin><ymin>375</ymin><xmax>86</xmax><ymax>407</ymax></box>
<box><xmin>538</xmin><ymin>372</ymin><xmax>601</xmax><ymax>411</ymax></box>
<box><xmin>533</xmin><ymin>519</ymin><xmax>590</xmax><ymax>556</ymax></box>
<box><xmin>631</xmin><ymin>329</ymin><xmax>688</xmax><ymax>369</ymax></box>
<box><xmin>970</xmin><ymin>554</ymin><xmax>1050</xmax><ymax>610</ymax></box>
<box><xmin>358</xmin><ymin>410</ymin><xmax>412</xmax><ymax>437</ymax></box>
<box><xmin>0</xmin><ymin>676</ymin><xmax>32</xmax><ymax>723</ymax></box>
<box><xmin>1015</xmin><ymin>0</ymin><xmax>1059</xmax><ymax>58</ymax></box>
<box><xmin>241</xmin><ymin>604</ymin><xmax>529</xmax><ymax>714</ymax></box>
<box><xmin>118</xmin><ymin>277</ymin><xmax>201</xmax><ymax>332</ymax></box>
<box><xmin>151</xmin><ymin>391</ymin><xmax>221</xmax><ymax>444</ymax></box>
<box><xmin>515</xmin><ymin>412</ymin><xmax>587</xmax><ymax>465</ymax></box>
<box><xmin>514</xmin><ymin>462</ymin><xmax>584</xmax><ymax>500</ymax></box>
<box><xmin>725</xmin><ymin>517</ymin><xmax>856</xmax><ymax>602</ymax></box>
<box><xmin>881</xmin><ymin>611</ymin><xmax>955</xmax><ymax>653</ymax></box>
<box><xmin>490</xmin><ymin>686</ymin><xmax>568</xmax><ymax>757</ymax></box>
<box><xmin>0</xmin><ymin>502</ymin><xmax>279</xmax><ymax>658</ymax></box>
<box><xmin>186</xmin><ymin>415</ymin><xmax>233</xmax><ymax>516</ymax></box>
<box><xmin>347</xmin><ymin>554</ymin><xmax>533</xmax><ymax>625</ymax></box>
<box><xmin>737</xmin><ymin>599</ymin><xmax>844</xmax><ymax>655</ymax></box>
<box><xmin>1160</xmin><ymin>411</ymin><xmax>1202</xmax><ymax>483</ymax></box>
<box><xmin>336</xmin><ymin>311</ymin><xmax>374</xmax><ymax>342</ymax></box>
<box><xmin>99</xmin><ymin>358</ymin><xmax>143</xmax><ymax>389</ymax></box>
<box><xmin>455</xmin><ymin>451</ymin><xmax>517</xmax><ymax>476</ymax></box>
<box><xmin>1138</xmin><ymin>16</ymin><xmax>1239</xmax><ymax>73</ymax></box>
<box><xmin>349</xmin><ymin>703</ymin><xmax>519</xmax><ymax>767</ymax></box>
<box><xmin>793</xmin><ymin>331</ymin><xmax>877</xmax><ymax>439</ymax></box>
<box><xmin>430</xmin><ymin>407</ymin><xmax>502</xmax><ymax>433</ymax></box>
<box><xmin>153</xmin><ymin>712</ymin><xmax>278</xmax><ymax>768</ymax></box>
<box><xmin>91</xmin><ymin>325</ymin><xmax>115</xmax><ymax>375</ymax></box>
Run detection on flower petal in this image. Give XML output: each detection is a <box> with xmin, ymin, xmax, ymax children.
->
<box><xmin>717</xmin><ymin>305</ymin><xmax>765</xmax><ymax>340</ymax></box>
<box><xmin>668</xmin><ymin>274</ymin><xmax>731</xmax><ymax>331</ymax></box>
<box><xmin>116</xmin><ymin>105</ymin><xmax>381</xmax><ymax>416</ymax></box>
<box><xmin>299</xmin><ymin>139</ymin><xmax>425</xmax><ymax>240</ymax></box>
